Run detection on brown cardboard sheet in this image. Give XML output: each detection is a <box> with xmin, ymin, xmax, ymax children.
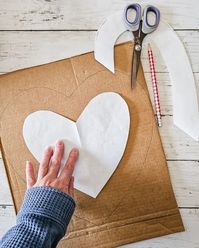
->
<box><xmin>0</xmin><ymin>42</ymin><xmax>184</xmax><ymax>247</ymax></box>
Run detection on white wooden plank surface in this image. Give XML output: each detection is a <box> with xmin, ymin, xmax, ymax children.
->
<box><xmin>0</xmin><ymin>206</ymin><xmax>16</xmax><ymax>238</ymax></box>
<box><xmin>0</xmin><ymin>159</ymin><xmax>13</xmax><ymax>205</ymax></box>
<box><xmin>168</xmin><ymin>161</ymin><xmax>199</xmax><ymax>207</ymax></box>
<box><xmin>160</xmin><ymin>116</ymin><xmax>199</xmax><ymax>160</ymax></box>
<box><xmin>0</xmin><ymin>1</ymin><xmax>199</xmax><ymax>247</ymax></box>
<box><xmin>0</xmin><ymin>0</ymin><xmax>198</xmax><ymax>30</ymax></box>
<box><xmin>122</xmin><ymin>209</ymin><xmax>199</xmax><ymax>248</ymax></box>
<box><xmin>0</xmin><ymin>30</ymin><xmax>198</xmax><ymax>73</ymax></box>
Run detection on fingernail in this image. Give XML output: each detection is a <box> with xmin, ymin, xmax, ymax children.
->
<box><xmin>72</xmin><ymin>148</ymin><xmax>79</xmax><ymax>155</ymax></box>
<box><xmin>56</xmin><ymin>140</ymin><xmax>63</xmax><ymax>146</ymax></box>
<box><xmin>45</xmin><ymin>146</ymin><xmax>53</xmax><ymax>152</ymax></box>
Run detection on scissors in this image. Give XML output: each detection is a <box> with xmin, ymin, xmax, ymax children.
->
<box><xmin>124</xmin><ymin>4</ymin><xmax>160</xmax><ymax>88</ymax></box>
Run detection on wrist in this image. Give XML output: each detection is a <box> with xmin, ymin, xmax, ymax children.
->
<box><xmin>17</xmin><ymin>186</ymin><xmax>76</xmax><ymax>232</ymax></box>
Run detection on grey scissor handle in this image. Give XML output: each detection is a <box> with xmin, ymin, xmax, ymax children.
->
<box><xmin>123</xmin><ymin>3</ymin><xmax>141</xmax><ymax>31</ymax></box>
<box><xmin>142</xmin><ymin>5</ymin><xmax>160</xmax><ymax>34</ymax></box>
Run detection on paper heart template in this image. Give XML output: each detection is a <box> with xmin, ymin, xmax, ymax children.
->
<box><xmin>23</xmin><ymin>92</ymin><xmax>130</xmax><ymax>197</ymax></box>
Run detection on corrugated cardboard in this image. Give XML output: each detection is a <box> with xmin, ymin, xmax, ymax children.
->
<box><xmin>0</xmin><ymin>42</ymin><xmax>184</xmax><ymax>247</ymax></box>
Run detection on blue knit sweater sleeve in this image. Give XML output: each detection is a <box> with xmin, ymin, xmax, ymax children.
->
<box><xmin>0</xmin><ymin>186</ymin><xmax>76</xmax><ymax>248</ymax></box>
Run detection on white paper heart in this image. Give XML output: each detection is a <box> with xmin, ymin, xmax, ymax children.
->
<box><xmin>23</xmin><ymin>92</ymin><xmax>130</xmax><ymax>198</ymax></box>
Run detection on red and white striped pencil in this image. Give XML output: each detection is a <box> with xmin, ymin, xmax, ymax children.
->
<box><xmin>147</xmin><ymin>44</ymin><xmax>162</xmax><ymax>127</ymax></box>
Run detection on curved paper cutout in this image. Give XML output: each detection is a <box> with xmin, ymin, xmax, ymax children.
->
<box><xmin>95</xmin><ymin>13</ymin><xmax>199</xmax><ymax>141</ymax></box>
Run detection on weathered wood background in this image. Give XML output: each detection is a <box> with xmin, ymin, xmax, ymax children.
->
<box><xmin>0</xmin><ymin>0</ymin><xmax>199</xmax><ymax>247</ymax></box>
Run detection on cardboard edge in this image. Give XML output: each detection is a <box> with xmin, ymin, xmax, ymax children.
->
<box><xmin>64</xmin><ymin>212</ymin><xmax>184</xmax><ymax>247</ymax></box>
<box><xmin>141</xmin><ymin>65</ymin><xmax>183</xmax><ymax>228</ymax></box>
<box><xmin>0</xmin><ymin>42</ymin><xmax>133</xmax><ymax>77</ymax></box>
<box><xmin>0</xmin><ymin>138</ymin><xmax>17</xmax><ymax>215</ymax></box>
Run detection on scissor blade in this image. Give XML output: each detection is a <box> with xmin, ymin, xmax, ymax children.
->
<box><xmin>131</xmin><ymin>49</ymin><xmax>141</xmax><ymax>88</ymax></box>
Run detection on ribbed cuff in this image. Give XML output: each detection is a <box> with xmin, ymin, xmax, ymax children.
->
<box><xmin>17</xmin><ymin>186</ymin><xmax>76</xmax><ymax>232</ymax></box>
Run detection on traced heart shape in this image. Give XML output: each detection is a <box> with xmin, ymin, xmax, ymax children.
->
<box><xmin>23</xmin><ymin>92</ymin><xmax>130</xmax><ymax>198</ymax></box>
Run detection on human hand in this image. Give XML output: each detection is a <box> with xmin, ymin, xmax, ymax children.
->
<box><xmin>25</xmin><ymin>140</ymin><xmax>79</xmax><ymax>198</ymax></box>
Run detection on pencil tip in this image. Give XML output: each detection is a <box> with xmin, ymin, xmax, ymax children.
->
<box><xmin>148</xmin><ymin>43</ymin><xmax>151</xmax><ymax>49</ymax></box>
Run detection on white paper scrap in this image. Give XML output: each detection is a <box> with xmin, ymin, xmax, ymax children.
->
<box><xmin>147</xmin><ymin>21</ymin><xmax>199</xmax><ymax>141</ymax></box>
<box><xmin>94</xmin><ymin>11</ymin><xmax>133</xmax><ymax>73</ymax></box>
<box><xmin>23</xmin><ymin>92</ymin><xmax>130</xmax><ymax>198</ymax></box>
<box><xmin>94</xmin><ymin>13</ymin><xmax>199</xmax><ymax>141</ymax></box>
